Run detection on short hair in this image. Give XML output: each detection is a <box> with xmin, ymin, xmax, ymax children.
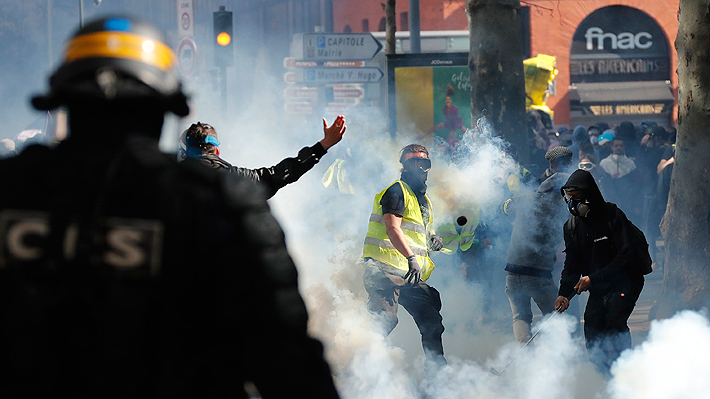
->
<box><xmin>183</xmin><ymin>122</ymin><xmax>218</xmax><ymax>155</ymax></box>
<box><xmin>399</xmin><ymin>144</ymin><xmax>429</xmax><ymax>164</ymax></box>
<box><xmin>611</xmin><ymin>136</ymin><xmax>625</xmax><ymax>145</ymax></box>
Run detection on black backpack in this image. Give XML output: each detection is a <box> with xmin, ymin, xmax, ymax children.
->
<box><xmin>565</xmin><ymin>209</ymin><xmax>653</xmax><ymax>275</ymax></box>
<box><xmin>625</xmin><ymin>221</ymin><xmax>654</xmax><ymax>275</ymax></box>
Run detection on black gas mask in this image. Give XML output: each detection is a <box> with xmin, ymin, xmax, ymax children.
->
<box><xmin>563</xmin><ymin>188</ymin><xmax>591</xmax><ymax>217</ymax></box>
<box><xmin>401</xmin><ymin>157</ymin><xmax>431</xmax><ymax>194</ymax></box>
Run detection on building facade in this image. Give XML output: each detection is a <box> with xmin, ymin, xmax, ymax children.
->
<box><xmin>332</xmin><ymin>0</ymin><xmax>680</xmax><ymax>128</ymax></box>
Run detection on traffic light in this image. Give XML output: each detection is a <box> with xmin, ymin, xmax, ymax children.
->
<box><xmin>213</xmin><ymin>8</ymin><xmax>233</xmax><ymax>67</ymax></box>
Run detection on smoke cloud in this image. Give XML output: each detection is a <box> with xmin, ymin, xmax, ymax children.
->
<box><xmin>5</xmin><ymin>5</ymin><xmax>704</xmax><ymax>398</ymax></box>
<box><xmin>606</xmin><ymin>310</ymin><xmax>710</xmax><ymax>399</ymax></box>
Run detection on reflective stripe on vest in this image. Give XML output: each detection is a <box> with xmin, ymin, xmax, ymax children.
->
<box><xmin>362</xmin><ymin>180</ymin><xmax>435</xmax><ymax>281</ymax></box>
<box><xmin>438</xmin><ymin>223</ymin><xmax>459</xmax><ymax>255</ymax></box>
<box><xmin>438</xmin><ymin>222</ymin><xmax>477</xmax><ymax>254</ymax></box>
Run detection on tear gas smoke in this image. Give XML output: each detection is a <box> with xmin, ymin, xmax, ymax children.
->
<box><xmin>606</xmin><ymin>310</ymin><xmax>710</xmax><ymax>399</ymax></box>
<box><xmin>191</xmin><ymin>67</ymin><xmax>614</xmax><ymax>398</ymax></box>
<box><xmin>6</xmin><ymin>5</ymin><xmax>700</xmax><ymax>396</ymax></box>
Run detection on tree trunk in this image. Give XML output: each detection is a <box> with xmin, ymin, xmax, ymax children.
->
<box><xmin>656</xmin><ymin>0</ymin><xmax>710</xmax><ymax>318</ymax></box>
<box><xmin>466</xmin><ymin>0</ymin><xmax>528</xmax><ymax>164</ymax></box>
<box><xmin>385</xmin><ymin>0</ymin><xmax>396</xmax><ymax>55</ymax></box>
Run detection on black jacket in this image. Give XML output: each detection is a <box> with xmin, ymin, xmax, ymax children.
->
<box><xmin>505</xmin><ymin>171</ymin><xmax>570</xmax><ymax>275</ymax></box>
<box><xmin>558</xmin><ymin>170</ymin><xmax>643</xmax><ymax>298</ymax></box>
<box><xmin>198</xmin><ymin>142</ymin><xmax>327</xmax><ymax>199</ymax></box>
<box><xmin>0</xmin><ymin>136</ymin><xmax>339</xmax><ymax>398</ymax></box>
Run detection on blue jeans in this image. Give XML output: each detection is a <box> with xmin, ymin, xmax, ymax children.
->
<box><xmin>505</xmin><ymin>272</ymin><xmax>558</xmax><ymax>343</ymax></box>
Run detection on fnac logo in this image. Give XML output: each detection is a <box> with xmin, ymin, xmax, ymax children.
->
<box><xmin>585</xmin><ymin>27</ymin><xmax>652</xmax><ymax>51</ymax></box>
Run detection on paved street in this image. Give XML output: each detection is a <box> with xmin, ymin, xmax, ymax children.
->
<box><xmin>629</xmin><ymin>270</ymin><xmax>663</xmax><ymax>344</ymax></box>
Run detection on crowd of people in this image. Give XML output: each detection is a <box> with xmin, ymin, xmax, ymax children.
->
<box><xmin>0</xmin><ymin>14</ymin><xmax>668</xmax><ymax>398</ymax></box>
<box><xmin>399</xmin><ymin>110</ymin><xmax>665</xmax><ymax>380</ymax></box>
<box><xmin>525</xmin><ymin>110</ymin><xmax>675</xmax><ymax>271</ymax></box>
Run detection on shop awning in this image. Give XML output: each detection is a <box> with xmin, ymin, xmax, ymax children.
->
<box><xmin>569</xmin><ymin>81</ymin><xmax>674</xmax><ymax>103</ymax></box>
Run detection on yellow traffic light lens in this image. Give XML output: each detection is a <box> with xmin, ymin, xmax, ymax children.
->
<box><xmin>216</xmin><ymin>32</ymin><xmax>231</xmax><ymax>46</ymax></box>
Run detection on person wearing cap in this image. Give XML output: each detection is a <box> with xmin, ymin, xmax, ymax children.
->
<box><xmin>597</xmin><ymin>130</ymin><xmax>616</xmax><ymax>161</ymax></box>
<box><xmin>556</xmin><ymin>170</ymin><xmax>647</xmax><ymax>377</ymax></box>
<box><xmin>180</xmin><ymin>118</ymin><xmax>345</xmax><ymax>199</ymax></box>
<box><xmin>362</xmin><ymin>144</ymin><xmax>447</xmax><ymax>375</ymax></box>
<box><xmin>539</xmin><ymin>144</ymin><xmax>574</xmax><ymax>182</ymax></box>
<box><xmin>0</xmin><ymin>16</ymin><xmax>339</xmax><ymax>398</ymax></box>
<box><xmin>501</xmin><ymin>146</ymin><xmax>574</xmax><ymax>343</ymax></box>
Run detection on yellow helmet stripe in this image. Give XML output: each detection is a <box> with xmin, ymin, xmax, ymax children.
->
<box><xmin>65</xmin><ymin>31</ymin><xmax>175</xmax><ymax>71</ymax></box>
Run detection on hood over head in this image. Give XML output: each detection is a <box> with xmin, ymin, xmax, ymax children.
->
<box><xmin>616</xmin><ymin>121</ymin><xmax>636</xmax><ymax>141</ymax></box>
<box><xmin>561</xmin><ymin>169</ymin><xmax>604</xmax><ymax>204</ymax></box>
<box><xmin>572</xmin><ymin>125</ymin><xmax>587</xmax><ymax>143</ymax></box>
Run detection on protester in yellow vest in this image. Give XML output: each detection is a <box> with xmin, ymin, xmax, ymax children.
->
<box><xmin>438</xmin><ymin>211</ymin><xmax>491</xmax><ymax>255</ymax></box>
<box><xmin>362</xmin><ymin>144</ymin><xmax>446</xmax><ymax>373</ymax></box>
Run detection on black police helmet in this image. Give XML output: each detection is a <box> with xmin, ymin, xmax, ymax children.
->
<box><xmin>32</xmin><ymin>16</ymin><xmax>189</xmax><ymax>116</ymax></box>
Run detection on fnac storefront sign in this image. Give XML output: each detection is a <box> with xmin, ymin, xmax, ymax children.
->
<box><xmin>570</xmin><ymin>6</ymin><xmax>671</xmax><ymax>84</ymax></box>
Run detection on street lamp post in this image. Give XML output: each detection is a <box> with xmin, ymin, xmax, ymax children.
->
<box><xmin>79</xmin><ymin>0</ymin><xmax>84</xmax><ymax>28</ymax></box>
<box><xmin>79</xmin><ymin>0</ymin><xmax>103</xmax><ymax>28</ymax></box>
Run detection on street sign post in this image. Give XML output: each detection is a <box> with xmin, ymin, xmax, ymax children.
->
<box><xmin>295</xmin><ymin>67</ymin><xmax>383</xmax><ymax>84</ymax></box>
<box><xmin>333</xmin><ymin>87</ymin><xmax>365</xmax><ymax>99</ymax></box>
<box><xmin>177</xmin><ymin>37</ymin><xmax>197</xmax><ymax>78</ymax></box>
<box><xmin>285</xmin><ymin>102</ymin><xmax>314</xmax><ymax>114</ymax></box>
<box><xmin>292</xmin><ymin>33</ymin><xmax>383</xmax><ymax>61</ymax></box>
<box><xmin>283</xmin><ymin>57</ymin><xmax>318</xmax><ymax>68</ymax></box>
<box><xmin>283</xmin><ymin>71</ymin><xmax>296</xmax><ymax>84</ymax></box>
<box><xmin>325</xmin><ymin>103</ymin><xmax>350</xmax><ymax>115</ymax></box>
<box><xmin>177</xmin><ymin>0</ymin><xmax>194</xmax><ymax>37</ymax></box>
<box><xmin>284</xmin><ymin>87</ymin><xmax>318</xmax><ymax>101</ymax></box>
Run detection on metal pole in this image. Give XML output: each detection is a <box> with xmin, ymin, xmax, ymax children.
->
<box><xmin>409</xmin><ymin>0</ymin><xmax>421</xmax><ymax>53</ymax></box>
<box><xmin>79</xmin><ymin>0</ymin><xmax>84</xmax><ymax>28</ymax></box>
<box><xmin>48</xmin><ymin>0</ymin><xmax>53</xmax><ymax>68</ymax></box>
<box><xmin>220</xmin><ymin>66</ymin><xmax>227</xmax><ymax>117</ymax></box>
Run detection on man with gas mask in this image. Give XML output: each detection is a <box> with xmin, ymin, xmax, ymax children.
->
<box><xmin>0</xmin><ymin>17</ymin><xmax>339</xmax><ymax>398</ymax></box>
<box><xmin>362</xmin><ymin>144</ymin><xmax>446</xmax><ymax>375</ymax></box>
<box><xmin>555</xmin><ymin>169</ymin><xmax>648</xmax><ymax>377</ymax></box>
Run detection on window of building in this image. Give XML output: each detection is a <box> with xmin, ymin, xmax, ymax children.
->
<box><xmin>400</xmin><ymin>12</ymin><xmax>409</xmax><ymax>31</ymax></box>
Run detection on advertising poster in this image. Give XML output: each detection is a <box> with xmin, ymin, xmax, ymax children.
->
<box><xmin>388</xmin><ymin>53</ymin><xmax>471</xmax><ymax>146</ymax></box>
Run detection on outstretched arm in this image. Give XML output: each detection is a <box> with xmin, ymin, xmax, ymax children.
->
<box><xmin>232</xmin><ymin>116</ymin><xmax>347</xmax><ymax>198</ymax></box>
<box><xmin>320</xmin><ymin>115</ymin><xmax>346</xmax><ymax>150</ymax></box>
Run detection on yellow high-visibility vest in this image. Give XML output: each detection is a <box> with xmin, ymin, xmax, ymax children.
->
<box><xmin>362</xmin><ymin>180</ymin><xmax>435</xmax><ymax>281</ymax></box>
<box><xmin>438</xmin><ymin>220</ymin><xmax>478</xmax><ymax>254</ymax></box>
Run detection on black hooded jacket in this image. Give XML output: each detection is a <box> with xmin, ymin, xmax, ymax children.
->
<box><xmin>198</xmin><ymin>142</ymin><xmax>327</xmax><ymax>199</ymax></box>
<box><xmin>558</xmin><ymin>170</ymin><xmax>644</xmax><ymax>298</ymax></box>
<box><xmin>0</xmin><ymin>136</ymin><xmax>339</xmax><ymax>398</ymax></box>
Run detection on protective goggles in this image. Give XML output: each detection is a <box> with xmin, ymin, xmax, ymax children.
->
<box><xmin>578</xmin><ymin>162</ymin><xmax>594</xmax><ymax>171</ymax></box>
<box><xmin>562</xmin><ymin>188</ymin><xmax>585</xmax><ymax>203</ymax></box>
<box><xmin>403</xmin><ymin>157</ymin><xmax>431</xmax><ymax>173</ymax></box>
<box><xmin>186</xmin><ymin>135</ymin><xmax>220</xmax><ymax>147</ymax></box>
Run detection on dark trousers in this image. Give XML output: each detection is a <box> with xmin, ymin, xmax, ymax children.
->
<box><xmin>363</xmin><ymin>266</ymin><xmax>446</xmax><ymax>366</ymax></box>
<box><xmin>584</xmin><ymin>279</ymin><xmax>644</xmax><ymax>375</ymax></box>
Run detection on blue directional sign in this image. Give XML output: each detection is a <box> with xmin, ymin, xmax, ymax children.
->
<box><xmin>295</xmin><ymin>67</ymin><xmax>384</xmax><ymax>83</ymax></box>
<box><xmin>292</xmin><ymin>33</ymin><xmax>383</xmax><ymax>61</ymax></box>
